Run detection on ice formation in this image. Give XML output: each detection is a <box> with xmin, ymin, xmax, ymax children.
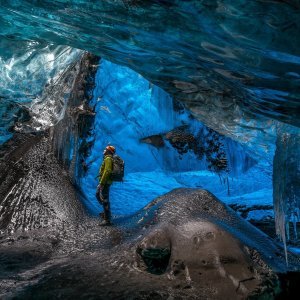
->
<box><xmin>273</xmin><ymin>124</ymin><xmax>300</xmax><ymax>262</ymax></box>
<box><xmin>0</xmin><ymin>0</ymin><xmax>299</xmax><ymax>266</ymax></box>
<box><xmin>0</xmin><ymin>43</ymin><xmax>82</xmax><ymax>142</ymax></box>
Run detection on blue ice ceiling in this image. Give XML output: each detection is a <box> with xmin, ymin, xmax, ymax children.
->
<box><xmin>0</xmin><ymin>0</ymin><xmax>299</xmax><ymax>148</ymax></box>
<box><xmin>81</xmin><ymin>59</ymin><xmax>273</xmax><ymax>218</ymax></box>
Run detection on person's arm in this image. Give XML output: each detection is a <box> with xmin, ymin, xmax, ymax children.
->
<box><xmin>100</xmin><ymin>157</ymin><xmax>113</xmax><ymax>186</ymax></box>
<box><xmin>96</xmin><ymin>162</ymin><xmax>104</xmax><ymax>180</ymax></box>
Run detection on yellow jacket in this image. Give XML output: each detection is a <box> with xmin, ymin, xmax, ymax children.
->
<box><xmin>99</xmin><ymin>155</ymin><xmax>113</xmax><ymax>186</ymax></box>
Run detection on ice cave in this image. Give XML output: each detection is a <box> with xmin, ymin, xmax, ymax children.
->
<box><xmin>0</xmin><ymin>1</ymin><xmax>300</xmax><ymax>299</ymax></box>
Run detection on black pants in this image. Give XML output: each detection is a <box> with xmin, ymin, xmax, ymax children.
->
<box><xmin>96</xmin><ymin>184</ymin><xmax>111</xmax><ymax>222</ymax></box>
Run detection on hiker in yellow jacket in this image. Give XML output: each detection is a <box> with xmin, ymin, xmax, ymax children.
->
<box><xmin>96</xmin><ymin>145</ymin><xmax>115</xmax><ymax>225</ymax></box>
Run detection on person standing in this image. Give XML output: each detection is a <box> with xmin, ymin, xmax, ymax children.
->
<box><xmin>96</xmin><ymin>145</ymin><xmax>116</xmax><ymax>225</ymax></box>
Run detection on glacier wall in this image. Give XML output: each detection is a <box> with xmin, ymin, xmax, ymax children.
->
<box><xmin>51</xmin><ymin>53</ymin><xmax>99</xmax><ymax>184</ymax></box>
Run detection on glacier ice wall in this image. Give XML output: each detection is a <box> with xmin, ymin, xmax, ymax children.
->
<box><xmin>51</xmin><ymin>53</ymin><xmax>99</xmax><ymax>185</ymax></box>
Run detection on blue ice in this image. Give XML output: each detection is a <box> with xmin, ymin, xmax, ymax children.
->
<box><xmin>80</xmin><ymin>59</ymin><xmax>273</xmax><ymax>218</ymax></box>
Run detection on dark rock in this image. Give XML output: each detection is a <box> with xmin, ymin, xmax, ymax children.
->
<box><xmin>140</xmin><ymin>134</ymin><xmax>165</xmax><ymax>148</ymax></box>
<box><xmin>164</xmin><ymin>125</ymin><xmax>229</xmax><ymax>174</ymax></box>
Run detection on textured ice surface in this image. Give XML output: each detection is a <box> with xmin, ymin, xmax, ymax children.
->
<box><xmin>0</xmin><ymin>44</ymin><xmax>82</xmax><ymax>142</ymax></box>
<box><xmin>0</xmin><ymin>133</ymin><xmax>85</xmax><ymax>234</ymax></box>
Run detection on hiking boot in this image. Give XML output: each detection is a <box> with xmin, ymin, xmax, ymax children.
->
<box><xmin>99</xmin><ymin>212</ymin><xmax>105</xmax><ymax>219</ymax></box>
<box><xmin>99</xmin><ymin>219</ymin><xmax>112</xmax><ymax>226</ymax></box>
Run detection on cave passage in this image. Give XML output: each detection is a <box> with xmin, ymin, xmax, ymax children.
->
<box><xmin>0</xmin><ymin>1</ymin><xmax>300</xmax><ymax>297</ymax></box>
<box><xmin>80</xmin><ymin>59</ymin><xmax>274</xmax><ymax>223</ymax></box>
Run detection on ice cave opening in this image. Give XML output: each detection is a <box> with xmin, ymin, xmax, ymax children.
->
<box><xmin>80</xmin><ymin>58</ymin><xmax>274</xmax><ymax>225</ymax></box>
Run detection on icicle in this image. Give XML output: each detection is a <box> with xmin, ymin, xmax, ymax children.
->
<box><xmin>292</xmin><ymin>213</ymin><xmax>297</xmax><ymax>240</ymax></box>
<box><xmin>273</xmin><ymin>124</ymin><xmax>300</xmax><ymax>266</ymax></box>
<box><xmin>274</xmin><ymin>201</ymin><xmax>288</xmax><ymax>265</ymax></box>
<box><xmin>227</xmin><ymin>177</ymin><xmax>230</xmax><ymax>196</ymax></box>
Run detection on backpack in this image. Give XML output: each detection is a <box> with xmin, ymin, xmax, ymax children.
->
<box><xmin>111</xmin><ymin>155</ymin><xmax>125</xmax><ymax>181</ymax></box>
